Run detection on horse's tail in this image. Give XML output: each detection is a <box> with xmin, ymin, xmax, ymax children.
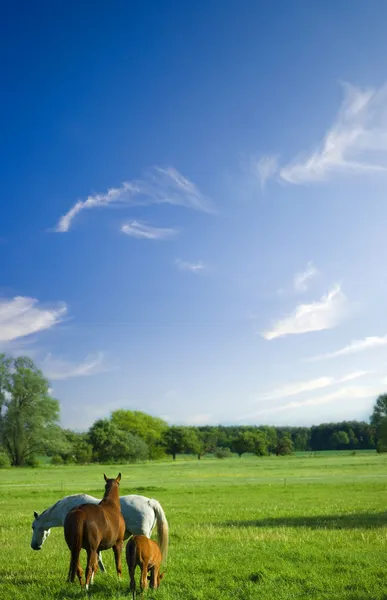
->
<box><xmin>148</xmin><ymin>499</ymin><xmax>169</xmax><ymax>564</ymax></box>
<box><xmin>64</xmin><ymin>509</ymin><xmax>85</xmax><ymax>583</ymax></box>
<box><xmin>126</xmin><ymin>536</ymin><xmax>137</xmax><ymax>600</ymax></box>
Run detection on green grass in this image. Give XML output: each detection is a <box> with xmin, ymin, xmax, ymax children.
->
<box><xmin>1</xmin><ymin>451</ymin><xmax>387</xmax><ymax>599</ymax></box>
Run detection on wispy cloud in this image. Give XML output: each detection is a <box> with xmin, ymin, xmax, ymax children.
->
<box><xmin>41</xmin><ymin>352</ymin><xmax>107</xmax><ymax>381</ymax></box>
<box><xmin>174</xmin><ymin>259</ymin><xmax>205</xmax><ymax>272</ymax></box>
<box><xmin>293</xmin><ymin>261</ymin><xmax>318</xmax><ymax>292</ymax></box>
<box><xmin>251</xmin><ymin>155</ymin><xmax>279</xmax><ymax>188</ymax></box>
<box><xmin>307</xmin><ymin>335</ymin><xmax>387</xmax><ymax>362</ymax></box>
<box><xmin>121</xmin><ymin>221</ymin><xmax>178</xmax><ymax>240</ymax></box>
<box><xmin>54</xmin><ymin>166</ymin><xmax>212</xmax><ymax>232</ymax></box>
<box><xmin>248</xmin><ymin>385</ymin><xmax>379</xmax><ymax>417</ymax></box>
<box><xmin>280</xmin><ymin>82</ymin><xmax>387</xmax><ymax>185</ymax></box>
<box><xmin>262</xmin><ymin>284</ymin><xmax>347</xmax><ymax>340</ymax></box>
<box><xmin>258</xmin><ymin>370</ymin><xmax>371</xmax><ymax>402</ymax></box>
<box><xmin>0</xmin><ymin>296</ymin><xmax>67</xmax><ymax>343</ymax></box>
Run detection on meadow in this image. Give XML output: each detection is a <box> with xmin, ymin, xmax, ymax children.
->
<box><xmin>1</xmin><ymin>451</ymin><xmax>387</xmax><ymax>600</ymax></box>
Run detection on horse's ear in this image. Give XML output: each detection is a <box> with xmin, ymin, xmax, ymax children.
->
<box><xmin>34</xmin><ymin>511</ymin><xmax>39</xmax><ymax>519</ymax></box>
<box><xmin>116</xmin><ymin>473</ymin><xmax>121</xmax><ymax>483</ymax></box>
<box><xmin>104</xmin><ymin>473</ymin><xmax>108</xmax><ymax>482</ymax></box>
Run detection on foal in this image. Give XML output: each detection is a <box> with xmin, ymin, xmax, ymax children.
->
<box><xmin>64</xmin><ymin>473</ymin><xmax>125</xmax><ymax>590</ymax></box>
<box><xmin>126</xmin><ymin>535</ymin><xmax>165</xmax><ymax>598</ymax></box>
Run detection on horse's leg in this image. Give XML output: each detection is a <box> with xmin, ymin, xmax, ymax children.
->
<box><xmin>85</xmin><ymin>549</ymin><xmax>98</xmax><ymax>591</ymax></box>
<box><xmin>77</xmin><ymin>564</ymin><xmax>84</xmax><ymax>587</ymax></box>
<box><xmin>149</xmin><ymin>566</ymin><xmax>159</xmax><ymax>589</ymax></box>
<box><xmin>98</xmin><ymin>551</ymin><xmax>106</xmax><ymax>573</ymax></box>
<box><xmin>112</xmin><ymin>541</ymin><xmax>123</xmax><ymax>579</ymax></box>
<box><xmin>140</xmin><ymin>561</ymin><xmax>149</xmax><ymax>592</ymax></box>
<box><xmin>90</xmin><ymin>555</ymin><xmax>99</xmax><ymax>585</ymax></box>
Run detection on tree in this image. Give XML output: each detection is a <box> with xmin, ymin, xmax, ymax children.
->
<box><xmin>330</xmin><ymin>430</ymin><xmax>349</xmax><ymax>450</ymax></box>
<box><xmin>370</xmin><ymin>395</ymin><xmax>387</xmax><ymax>452</ymax></box>
<box><xmin>275</xmin><ymin>435</ymin><xmax>293</xmax><ymax>456</ymax></box>
<box><xmin>111</xmin><ymin>410</ymin><xmax>167</xmax><ymax>459</ymax></box>
<box><xmin>162</xmin><ymin>426</ymin><xmax>200</xmax><ymax>460</ymax></box>
<box><xmin>231</xmin><ymin>431</ymin><xmax>257</xmax><ymax>457</ymax></box>
<box><xmin>371</xmin><ymin>394</ymin><xmax>387</xmax><ymax>428</ymax></box>
<box><xmin>60</xmin><ymin>430</ymin><xmax>93</xmax><ymax>464</ymax></box>
<box><xmin>0</xmin><ymin>355</ymin><xmax>60</xmax><ymax>466</ymax></box>
<box><xmin>88</xmin><ymin>419</ymin><xmax>149</xmax><ymax>463</ymax></box>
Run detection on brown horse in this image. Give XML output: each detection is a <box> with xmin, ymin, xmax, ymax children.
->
<box><xmin>64</xmin><ymin>473</ymin><xmax>125</xmax><ymax>590</ymax></box>
<box><xmin>126</xmin><ymin>535</ymin><xmax>165</xmax><ymax>598</ymax></box>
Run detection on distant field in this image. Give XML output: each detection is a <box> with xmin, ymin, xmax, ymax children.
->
<box><xmin>1</xmin><ymin>451</ymin><xmax>387</xmax><ymax>599</ymax></box>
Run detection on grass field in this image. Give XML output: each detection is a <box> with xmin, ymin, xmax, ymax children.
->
<box><xmin>1</xmin><ymin>451</ymin><xmax>387</xmax><ymax>600</ymax></box>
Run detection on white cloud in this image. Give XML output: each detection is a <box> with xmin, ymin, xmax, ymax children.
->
<box><xmin>293</xmin><ymin>261</ymin><xmax>318</xmax><ymax>292</ymax></box>
<box><xmin>174</xmin><ymin>259</ymin><xmax>205</xmax><ymax>272</ymax></box>
<box><xmin>258</xmin><ymin>370</ymin><xmax>371</xmax><ymax>402</ymax></box>
<box><xmin>280</xmin><ymin>82</ymin><xmax>387</xmax><ymax>185</ymax></box>
<box><xmin>262</xmin><ymin>284</ymin><xmax>346</xmax><ymax>340</ymax></box>
<box><xmin>251</xmin><ymin>155</ymin><xmax>279</xmax><ymax>188</ymax></box>
<box><xmin>55</xmin><ymin>166</ymin><xmax>211</xmax><ymax>232</ymax></box>
<box><xmin>250</xmin><ymin>385</ymin><xmax>379</xmax><ymax>417</ymax></box>
<box><xmin>121</xmin><ymin>221</ymin><xmax>178</xmax><ymax>240</ymax></box>
<box><xmin>41</xmin><ymin>352</ymin><xmax>107</xmax><ymax>381</ymax></box>
<box><xmin>307</xmin><ymin>335</ymin><xmax>387</xmax><ymax>362</ymax></box>
<box><xmin>0</xmin><ymin>296</ymin><xmax>67</xmax><ymax>343</ymax></box>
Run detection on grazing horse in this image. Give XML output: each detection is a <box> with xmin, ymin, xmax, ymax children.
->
<box><xmin>31</xmin><ymin>493</ymin><xmax>169</xmax><ymax>572</ymax></box>
<box><xmin>126</xmin><ymin>535</ymin><xmax>165</xmax><ymax>598</ymax></box>
<box><xmin>64</xmin><ymin>473</ymin><xmax>125</xmax><ymax>590</ymax></box>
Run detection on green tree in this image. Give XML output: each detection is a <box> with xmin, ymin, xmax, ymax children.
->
<box><xmin>162</xmin><ymin>426</ymin><xmax>200</xmax><ymax>460</ymax></box>
<box><xmin>371</xmin><ymin>394</ymin><xmax>387</xmax><ymax>428</ymax></box>
<box><xmin>275</xmin><ymin>435</ymin><xmax>293</xmax><ymax>456</ymax></box>
<box><xmin>231</xmin><ymin>431</ymin><xmax>257</xmax><ymax>457</ymax></box>
<box><xmin>370</xmin><ymin>395</ymin><xmax>387</xmax><ymax>452</ymax></box>
<box><xmin>330</xmin><ymin>430</ymin><xmax>349</xmax><ymax>450</ymax></box>
<box><xmin>0</xmin><ymin>355</ymin><xmax>60</xmax><ymax>466</ymax></box>
<box><xmin>111</xmin><ymin>410</ymin><xmax>167</xmax><ymax>459</ymax></box>
<box><xmin>88</xmin><ymin>419</ymin><xmax>149</xmax><ymax>463</ymax></box>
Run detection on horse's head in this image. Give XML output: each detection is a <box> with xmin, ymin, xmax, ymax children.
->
<box><xmin>148</xmin><ymin>570</ymin><xmax>166</xmax><ymax>588</ymax></box>
<box><xmin>31</xmin><ymin>511</ymin><xmax>51</xmax><ymax>550</ymax></box>
<box><xmin>103</xmin><ymin>472</ymin><xmax>121</xmax><ymax>494</ymax></box>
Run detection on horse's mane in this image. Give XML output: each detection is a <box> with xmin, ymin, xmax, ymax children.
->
<box><xmin>38</xmin><ymin>498</ymin><xmax>62</xmax><ymax>520</ymax></box>
<box><xmin>39</xmin><ymin>494</ymin><xmax>95</xmax><ymax>521</ymax></box>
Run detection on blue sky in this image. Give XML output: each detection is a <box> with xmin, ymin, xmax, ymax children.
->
<box><xmin>2</xmin><ymin>0</ymin><xmax>387</xmax><ymax>430</ymax></box>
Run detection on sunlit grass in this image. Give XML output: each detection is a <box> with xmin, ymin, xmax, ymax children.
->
<box><xmin>0</xmin><ymin>452</ymin><xmax>387</xmax><ymax>599</ymax></box>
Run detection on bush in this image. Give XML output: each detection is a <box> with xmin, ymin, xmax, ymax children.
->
<box><xmin>215</xmin><ymin>447</ymin><xmax>232</xmax><ymax>459</ymax></box>
<box><xmin>26</xmin><ymin>456</ymin><xmax>40</xmax><ymax>468</ymax></box>
<box><xmin>51</xmin><ymin>454</ymin><xmax>64</xmax><ymax>465</ymax></box>
<box><xmin>0</xmin><ymin>451</ymin><xmax>11</xmax><ymax>468</ymax></box>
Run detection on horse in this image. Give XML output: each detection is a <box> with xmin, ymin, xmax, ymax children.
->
<box><xmin>31</xmin><ymin>493</ymin><xmax>169</xmax><ymax>571</ymax></box>
<box><xmin>64</xmin><ymin>473</ymin><xmax>125</xmax><ymax>590</ymax></box>
<box><xmin>126</xmin><ymin>535</ymin><xmax>165</xmax><ymax>598</ymax></box>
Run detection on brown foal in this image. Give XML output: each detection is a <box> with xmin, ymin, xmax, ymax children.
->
<box><xmin>64</xmin><ymin>473</ymin><xmax>125</xmax><ymax>590</ymax></box>
<box><xmin>126</xmin><ymin>535</ymin><xmax>165</xmax><ymax>598</ymax></box>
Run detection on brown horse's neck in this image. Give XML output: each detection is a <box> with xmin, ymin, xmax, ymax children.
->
<box><xmin>101</xmin><ymin>484</ymin><xmax>120</xmax><ymax>507</ymax></box>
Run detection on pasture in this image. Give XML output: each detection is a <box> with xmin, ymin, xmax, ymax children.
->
<box><xmin>1</xmin><ymin>452</ymin><xmax>387</xmax><ymax>600</ymax></box>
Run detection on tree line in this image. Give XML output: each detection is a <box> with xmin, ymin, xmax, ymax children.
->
<box><xmin>0</xmin><ymin>353</ymin><xmax>386</xmax><ymax>467</ymax></box>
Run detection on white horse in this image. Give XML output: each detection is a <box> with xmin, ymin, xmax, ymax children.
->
<box><xmin>31</xmin><ymin>493</ymin><xmax>168</xmax><ymax>571</ymax></box>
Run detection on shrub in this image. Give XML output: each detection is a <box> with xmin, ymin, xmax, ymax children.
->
<box><xmin>215</xmin><ymin>447</ymin><xmax>232</xmax><ymax>459</ymax></box>
<box><xmin>26</xmin><ymin>456</ymin><xmax>40</xmax><ymax>468</ymax></box>
<box><xmin>51</xmin><ymin>454</ymin><xmax>64</xmax><ymax>465</ymax></box>
<box><xmin>0</xmin><ymin>451</ymin><xmax>11</xmax><ymax>468</ymax></box>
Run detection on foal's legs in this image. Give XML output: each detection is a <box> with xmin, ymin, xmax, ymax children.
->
<box><xmin>149</xmin><ymin>566</ymin><xmax>159</xmax><ymax>589</ymax></box>
<box><xmin>112</xmin><ymin>541</ymin><xmax>123</xmax><ymax>579</ymax></box>
<box><xmin>140</xmin><ymin>561</ymin><xmax>149</xmax><ymax>592</ymax></box>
